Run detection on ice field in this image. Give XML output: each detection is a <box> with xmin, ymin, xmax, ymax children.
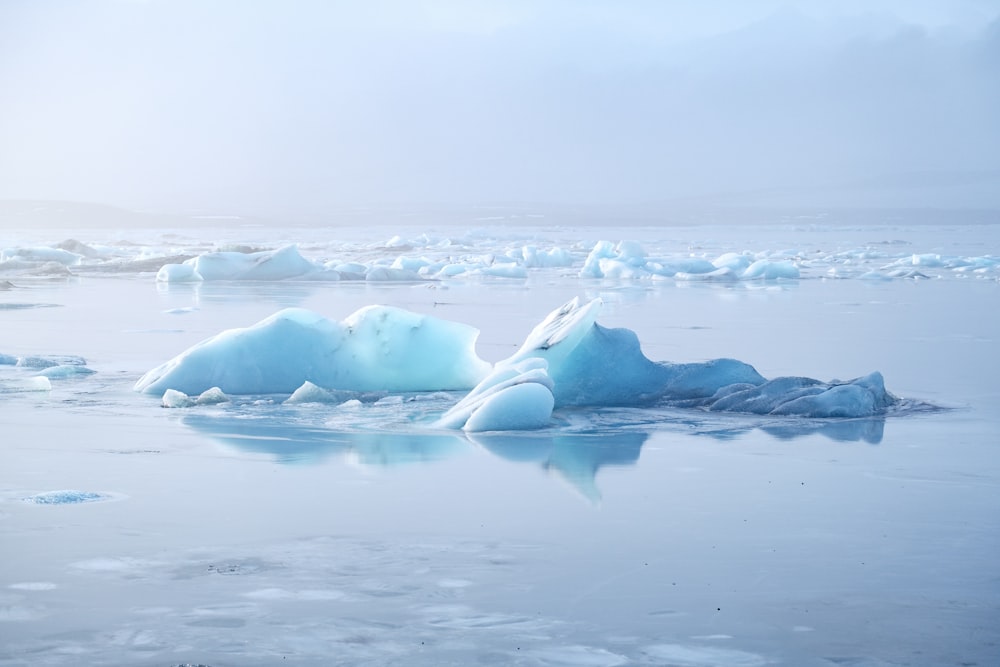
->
<box><xmin>1</xmin><ymin>217</ymin><xmax>999</xmax><ymax>666</ymax></box>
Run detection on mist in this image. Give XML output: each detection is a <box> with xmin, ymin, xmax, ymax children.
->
<box><xmin>1</xmin><ymin>0</ymin><xmax>998</xmax><ymax>218</ymax></box>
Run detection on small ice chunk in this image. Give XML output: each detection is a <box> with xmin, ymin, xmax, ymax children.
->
<box><xmin>196</xmin><ymin>387</ymin><xmax>229</xmax><ymax>405</ymax></box>
<box><xmin>911</xmin><ymin>253</ymin><xmax>945</xmax><ymax>267</ymax></box>
<box><xmin>713</xmin><ymin>252</ymin><xmax>752</xmax><ymax>272</ymax></box>
<box><xmin>162</xmin><ymin>388</ymin><xmax>195</xmax><ymax>408</ymax></box>
<box><xmin>285</xmin><ymin>381</ymin><xmax>358</xmax><ymax>404</ymax></box>
<box><xmin>8</xmin><ymin>582</ymin><xmax>57</xmax><ymax>591</ymax></box>
<box><xmin>580</xmin><ymin>241</ymin><xmax>617</xmax><ymax>278</ymax></box>
<box><xmin>156</xmin><ymin>263</ymin><xmax>203</xmax><ymax>282</ymax></box>
<box><xmin>391</xmin><ymin>255</ymin><xmax>431</xmax><ymax>272</ymax></box>
<box><xmin>463</xmin><ymin>381</ymin><xmax>554</xmax><ymax>432</ymax></box>
<box><xmin>24</xmin><ymin>490</ymin><xmax>106</xmax><ymax>505</ymax></box>
<box><xmin>521</xmin><ymin>245</ymin><xmax>572</xmax><ymax>268</ymax></box>
<box><xmin>741</xmin><ymin>259</ymin><xmax>799</xmax><ymax>280</ymax></box>
<box><xmin>17</xmin><ymin>354</ymin><xmax>87</xmax><ymax>369</ymax></box>
<box><xmin>437</xmin><ymin>358</ymin><xmax>555</xmax><ymax>431</ymax></box>
<box><xmin>675</xmin><ymin>267</ymin><xmax>737</xmax><ymax>281</ymax></box>
<box><xmin>365</xmin><ymin>266</ymin><xmax>423</xmax><ymax>281</ymax></box>
<box><xmin>330</xmin><ymin>261</ymin><xmax>368</xmax><ymax>275</ymax></box>
<box><xmin>286</xmin><ymin>380</ymin><xmax>332</xmax><ymax>404</ymax></box>
<box><xmin>615</xmin><ymin>240</ymin><xmax>647</xmax><ymax>264</ymax></box>
<box><xmin>1</xmin><ymin>376</ymin><xmax>52</xmax><ymax>393</ymax></box>
<box><xmin>2</xmin><ymin>247</ymin><xmax>82</xmax><ymax>266</ymax></box>
<box><xmin>34</xmin><ymin>365</ymin><xmax>96</xmax><ymax>378</ymax></box>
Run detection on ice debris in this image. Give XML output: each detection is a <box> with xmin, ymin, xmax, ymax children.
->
<box><xmin>162</xmin><ymin>387</ymin><xmax>230</xmax><ymax>408</ymax></box>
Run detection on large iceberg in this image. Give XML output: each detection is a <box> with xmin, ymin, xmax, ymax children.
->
<box><xmin>136</xmin><ymin>298</ymin><xmax>900</xmax><ymax>430</ymax></box>
<box><xmin>135</xmin><ymin>306</ymin><xmax>492</xmax><ymax>395</ymax></box>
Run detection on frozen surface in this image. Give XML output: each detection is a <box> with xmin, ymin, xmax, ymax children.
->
<box><xmin>1</xmin><ymin>219</ymin><xmax>998</xmax><ymax>666</ymax></box>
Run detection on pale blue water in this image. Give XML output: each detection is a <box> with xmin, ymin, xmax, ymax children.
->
<box><xmin>1</xmin><ymin>223</ymin><xmax>998</xmax><ymax>666</ymax></box>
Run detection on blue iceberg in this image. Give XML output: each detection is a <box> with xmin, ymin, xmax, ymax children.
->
<box><xmin>136</xmin><ymin>297</ymin><xmax>900</xmax><ymax>430</ymax></box>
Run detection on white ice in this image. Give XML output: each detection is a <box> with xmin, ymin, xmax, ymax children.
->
<box><xmin>5</xmin><ymin>228</ymin><xmax>997</xmax><ymax>283</ymax></box>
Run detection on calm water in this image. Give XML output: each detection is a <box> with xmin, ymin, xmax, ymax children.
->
<box><xmin>1</xmin><ymin>224</ymin><xmax>998</xmax><ymax>666</ymax></box>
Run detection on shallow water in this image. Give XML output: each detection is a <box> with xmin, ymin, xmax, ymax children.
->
<box><xmin>1</xmin><ymin>223</ymin><xmax>998</xmax><ymax>666</ymax></box>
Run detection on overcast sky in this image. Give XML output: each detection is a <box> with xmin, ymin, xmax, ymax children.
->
<box><xmin>1</xmin><ymin>0</ymin><xmax>998</xmax><ymax>217</ymax></box>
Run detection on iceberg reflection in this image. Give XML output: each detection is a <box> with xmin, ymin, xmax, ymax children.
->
<box><xmin>181</xmin><ymin>402</ymin><xmax>888</xmax><ymax>501</ymax></box>
<box><xmin>182</xmin><ymin>412</ymin><xmax>469</xmax><ymax>465</ymax></box>
<box><xmin>470</xmin><ymin>431</ymin><xmax>646</xmax><ymax>502</ymax></box>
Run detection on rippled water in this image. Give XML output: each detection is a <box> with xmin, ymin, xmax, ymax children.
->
<box><xmin>1</xmin><ymin>221</ymin><xmax>998</xmax><ymax>666</ymax></box>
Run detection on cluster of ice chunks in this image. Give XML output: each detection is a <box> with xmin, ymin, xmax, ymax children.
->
<box><xmin>0</xmin><ymin>353</ymin><xmax>95</xmax><ymax>393</ymax></box>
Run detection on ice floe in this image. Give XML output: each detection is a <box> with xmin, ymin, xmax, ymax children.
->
<box><xmin>137</xmin><ymin>297</ymin><xmax>903</xmax><ymax>428</ymax></box>
<box><xmin>2</xmin><ymin>226</ymin><xmax>997</xmax><ymax>282</ymax></box>
<box><xmin>22</xmin><ymin>490</ymin><xmax>111</xmax><ymax>505</ymax></box>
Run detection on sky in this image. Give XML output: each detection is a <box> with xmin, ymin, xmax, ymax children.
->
<box><xmin>1</xmin><ymin>0</ymin><xmax>998</xmax><ymax>218</ymax></box>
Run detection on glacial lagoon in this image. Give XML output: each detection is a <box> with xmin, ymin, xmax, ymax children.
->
<box><xmin>2</xmin><ymin>220</ymin><xmax>998</xmax><ymax>666</ymax></box>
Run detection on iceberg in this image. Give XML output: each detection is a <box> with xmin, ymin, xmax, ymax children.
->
<box><xmin>135</xmin><ymin>306</ymin><xmax>492</xmax><ymax>396</ymax></box>
<box><xmin>157</xmin><ymin>245</ymin><xmax>320</xmax><ymax>282</ymax></box>
<box><xmin>0</xmin><ymin>246</ymin><xmax>82</xmax><ymax>266</ymax></box>
<box><xmin>136</xmin><ymin>297</ymin><xmax>900</xmax><ymax>428</ymax></box>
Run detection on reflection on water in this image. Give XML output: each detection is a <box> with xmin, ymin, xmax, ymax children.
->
<box><xmin>470</xmin><ymin>431</ymin><xmax>645</xmax><ymax>502</ymax></box>
<box><xmin>183</xmin><ymin>411</ymin><xmax>646</xmax><ymax>501</ymax></box>
<box><xmin>761</xmin><ymin>417</ymin><xmax>884</xmax><ymax>443</ymax></box>
<box><xmin>573</xmin><ymin>405</ymin><xmax>885</xmax><ymax>444</ymax></box>
<box><xmin>183</xmin><ymin>398</ymin><xmax>887</xmax><ymax>501</ymax></box>
<box><xmin>156</xmin><ymin>280</ymin><xmax>316</xmax><ymax>309</ymax></box>
<box><xmin>182</xmin><ymin>412</ymin><xmax>468</xmax><ymax>465</ymax></box>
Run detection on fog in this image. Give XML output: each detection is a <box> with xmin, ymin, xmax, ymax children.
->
<box><xmin>1</xmin><ymin>0</ymin><xmax>998</xmax><ymax>218</ymax></box>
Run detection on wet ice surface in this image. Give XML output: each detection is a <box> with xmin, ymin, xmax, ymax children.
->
<box><xmin>1</xmin><ymin>221</ymin><xmax>999</xmax><ymax>666</ymax></box>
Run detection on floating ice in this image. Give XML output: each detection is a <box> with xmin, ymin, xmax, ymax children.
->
<box><xmin>0</xmin><ymin>259</ymin><xmax>74</xmax><ymax>277</ymax></box>
<box><xmin>700</xmin><ymin>372</ymin><xmax>894</xmax><ymax>417</ymax></box>
<box><xmin>3</xmin><ymin>228</ymin><xmax>998</xmax><ymax>282</ymax></box>
<box><xmin>1</xmin><ymin>246</ymin><xmax>82</xmax><ymax>266</ymax></box>
<box><xmin>580</xmin><ymin>242</ymin><xmax>799</xmax><ymax>281</ymax></box>
<box><xmin>195</xmin><ymin>386</ymin><xmax>230</xmax><ymax>405</ymax></box>
<box><xmin>1</xmin><ymin>376</ymin><xmax>52</xmax><ymax>393</ymax></box>
<box><xmin>135</xmin><ymin>306</ymin><xmax>491</xmax><ymax>396</ymax></box>
<box><xmin>160</xmin><ymin>386</ymin><xmax>230</xmax><ymax>408</ymax></box>
<box><xmin>15</xmin><ymin>354</ymin><xmax>87</xmax><ymax>369</ymax></box>
<box><xmin>34</xmin><ymin>365</ymin><xmax>96</xmax><ymax>379</ymax></box>
<box><xmin>8</xmin><ymin>582</ymin><xmax>57</xmax><ymax>591</ymax></box>
<box><xmin>284</xmin><ymin>381</ymin><xmax>372</xmax><ymax>405</ymax></box>
<box><xmin>157</xmin><ymin>244</ymin><xmax>321</xmax><ymax>282</ymax></box>
<box><xmin>156</xmin><ymin>263</ymin><xmax>202</xmax><ymax>283</ymax></box>
<box><xmin>23</xmin><ymin>490</ymin><xmax>107</xmax><ymax>505</ymax></box>
<box><xmin>162</xmin><ymin>388</ymin><xmax>195</xmax><ymax>408</ymax></box>
<box><xmin>741</xmin><ymin>258</ymin><xmax>799</xmax><ymax>279</ymax></box>
<box><xmin>435</xmin><ymin>359</ymin><xmax>556</xmax><ymax>431</ymax></box>
<box><xmin>137</xmin><ymin>297</ymin><xmax>900</xmax><ymax>427</ymax></box>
